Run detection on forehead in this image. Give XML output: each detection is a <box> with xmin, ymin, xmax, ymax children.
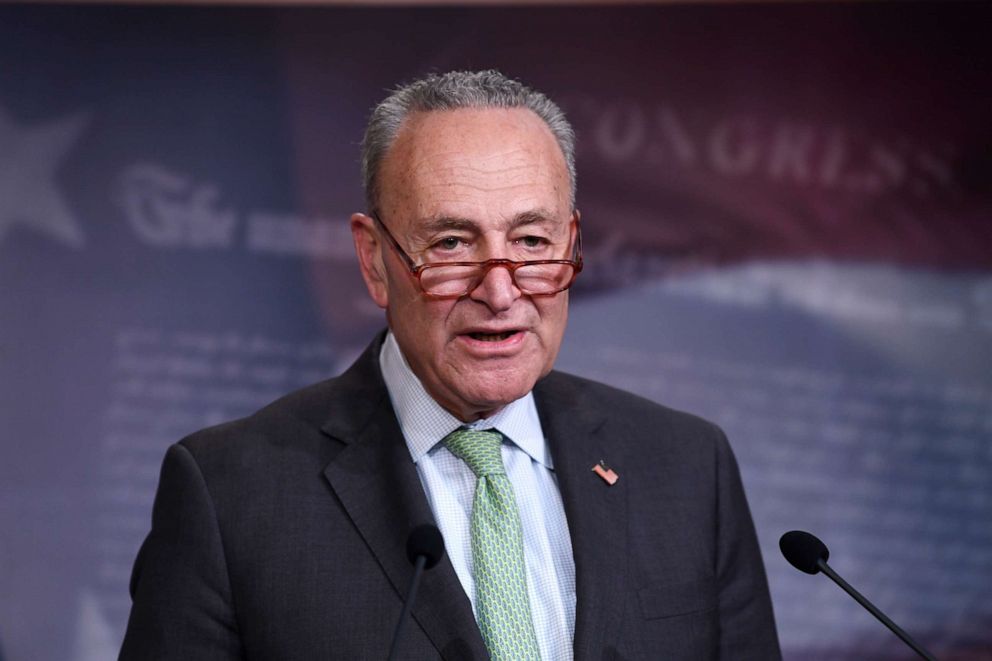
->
<box><xmin>378</xmin><ymin>107</ymin><xmax>571</xmax><ymax>232</ymax></box>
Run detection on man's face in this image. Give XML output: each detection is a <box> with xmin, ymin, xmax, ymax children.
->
<box><xmin>352</xmin><ymin>107</ymin><xmax>575</xmax><ymax>421</ymax></box>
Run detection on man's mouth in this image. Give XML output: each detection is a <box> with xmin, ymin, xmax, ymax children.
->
<box><xmin>468</xmin><ymin>331</ymin><xmax>518</xmax><ymax>342</ymax></box>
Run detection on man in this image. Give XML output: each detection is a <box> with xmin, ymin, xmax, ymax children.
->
<box><xmin>121</xmin><ymin>70</ymin><xmax>780</xmax><ymax>660</ymax></box>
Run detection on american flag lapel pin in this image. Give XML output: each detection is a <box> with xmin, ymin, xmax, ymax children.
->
<box><xmin>592</xmin><ymin>460</ymin><xmax>619</xmax><ymax>486</ymax></box>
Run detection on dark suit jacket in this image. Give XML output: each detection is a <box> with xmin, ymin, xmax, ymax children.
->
<box><xmin>120</xmin><ymin>334</ymin><xmax>780</xmax><ymax>660</ymax></box>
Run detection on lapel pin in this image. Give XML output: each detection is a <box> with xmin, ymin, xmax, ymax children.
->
<box><xmin>592</xmin><ymin>460</ymin><xmax>619</xmax><ymax>486</ymax></box>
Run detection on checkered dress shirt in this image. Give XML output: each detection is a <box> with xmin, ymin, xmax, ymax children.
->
<box><xmin>380</xmin><ymin>332</ymin><xmax>576</xmax><ymax>661</ymax></box>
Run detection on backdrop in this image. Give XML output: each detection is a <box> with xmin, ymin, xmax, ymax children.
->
<box><xmin>1</xmin><ymin>3</ymin><xmax>990</xmax><ymax>660</ymax></box>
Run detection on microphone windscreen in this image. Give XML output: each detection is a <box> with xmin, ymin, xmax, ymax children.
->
<box><xmin>780</xmin><ymin>530</ymin><xmax>830</xmax><ymax>574</ymax></box>
<box><xmin>406</xmin><ymin>524</ymin><xmax>445</xmax><ymax>569</ymax></box>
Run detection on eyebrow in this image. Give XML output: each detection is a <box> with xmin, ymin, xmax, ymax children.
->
<box><xmin>417</xmin><ymin>216</ymin><xmax>478</xmax><ymax>234</ymax></box>
<box><xmin>510</xmin><ymin>210</ymin><xmax>559</xmax><ymax>230</ymax></box>
<box><xmin>415</xmin><ymin>209</ymin><xmax>560</xmax><ymax>235</ymax></box>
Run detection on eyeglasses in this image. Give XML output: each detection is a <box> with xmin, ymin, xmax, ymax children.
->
<box><xmin>370</xmin><ymin>211</ymin><xmax>583</xmax><ymax>299</ymax></box>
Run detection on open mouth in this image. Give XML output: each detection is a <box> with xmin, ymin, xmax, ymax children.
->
<box><xmin>468</xmin><ymin>331</ymin><xmax>518</xmax><ymax>342</ymax></box>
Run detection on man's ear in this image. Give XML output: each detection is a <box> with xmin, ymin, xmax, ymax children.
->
<box><xmin>351</xmin><ymin>213</ymin><xmax>389</xmax><ymax>308</ymax></box>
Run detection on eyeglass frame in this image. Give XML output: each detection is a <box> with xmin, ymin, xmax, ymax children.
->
<box><xmin>369</xmin><ymin>210</ymin><xmax>584</xmax><ymax>299</ymax></box>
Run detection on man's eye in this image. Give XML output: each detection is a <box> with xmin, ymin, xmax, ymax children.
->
<box><xmin>519</xmin><ymin>235</ymin><xmax>549</xmax><ymax>248</ymax></box>
<box><xmin>435</xmin><ymin>237</ymin><xmax>463</xmax><ymax>250</ymax></box>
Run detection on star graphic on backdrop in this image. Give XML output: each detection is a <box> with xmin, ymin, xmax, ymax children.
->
<box><xmin>0</xmin><ymin>104</ymin><xmax>89</xmax><ymax>248</ymax></box>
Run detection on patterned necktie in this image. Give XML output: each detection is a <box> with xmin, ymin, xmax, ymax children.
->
<box><xmin>443</xmin><ymin>428</ymin><xmax>541</xmax><ymax>661</ymax></box>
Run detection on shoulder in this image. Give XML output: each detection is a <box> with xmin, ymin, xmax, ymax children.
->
<box><xmin>537</xmin><ymin>369</ymin><xmax>728</xmax><ymax>445</ymax></box>
<box><xmin>176</xmin><ymin>337</ymin><xmax>389</xmax><ymax>471</ymax></box>
<box><xmin>534</xmin><ymin>369</ymin><xmax>738</xmax><ymax>486</ymax></box>
<box><xmin>178</xmin><ymin>378</ymin><xmax>336</xmax><ymax>449</ymax></box>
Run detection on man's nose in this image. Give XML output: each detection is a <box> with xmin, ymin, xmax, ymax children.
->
<box><xmin>469</xmin><ymin>263</ymin><xmax>520</xmax><ymax>312</ymax></box>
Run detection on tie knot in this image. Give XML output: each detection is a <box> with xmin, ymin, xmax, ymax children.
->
<box><xmin>443</xmin><ymin>428</ymin><xmax>505</xmax><ymax>477</ymax></box>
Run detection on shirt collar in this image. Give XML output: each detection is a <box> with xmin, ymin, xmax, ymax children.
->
<box><xmin>379</xmin><ymin>331</ymin><xmax>552</xmax><ymax>469</ymax></box>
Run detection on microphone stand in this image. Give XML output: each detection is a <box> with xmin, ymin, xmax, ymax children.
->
<box><xmin>816</xmin><ymin>558</ymin><xmax>936</xmax><ymax>661</ymax></box>
<box><xmin>386</xmin><ymin>554</ymin><xmax>428</xmax><ymax>661</ymax></box>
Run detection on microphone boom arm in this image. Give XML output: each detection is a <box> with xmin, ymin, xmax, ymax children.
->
<box><xmin>386</xmin><ymin>554</ymin><xmax>428</xmax><ymax>661</ymax></box>
<box><xmin>816</xmin><ymin>558</ymin><xmax>937</xmax><ymax>661</ymax></box>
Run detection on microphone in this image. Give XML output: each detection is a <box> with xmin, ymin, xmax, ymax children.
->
<box><xmin>406</xmin><ymin>524</ymin><xmax>445</xmax><ymax>570</ymax></box>
<box><xmin>779</xmin><ymin>531</ymin><xmax>936</xmax><ymax>661</ymax></box>
<box><xmin>386</xmin><ymin>524</ymin><xmax>445</xmax><ymax>661</ymax></box>
<box><xmin>780</xmin><ymin>529</ymin><xmax>829</xmax><ymax>574</ymax></box>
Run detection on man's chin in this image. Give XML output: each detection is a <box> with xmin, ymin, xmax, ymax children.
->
<box><xmin>448</xmin><ymin>382</ymin><xmax>535</xmax><ymax>421</ymax></box>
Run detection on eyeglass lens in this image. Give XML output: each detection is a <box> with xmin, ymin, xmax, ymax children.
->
<box><xmin>420</xmin><ymin>262</ymin><xmax>575</xmax><ymax>296</ymax></box>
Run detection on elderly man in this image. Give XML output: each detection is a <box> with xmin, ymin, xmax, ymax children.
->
<box><xmin>121</xmin><ymin>70</ymin><xmax>780</xmax><ymax>660</ymax></box>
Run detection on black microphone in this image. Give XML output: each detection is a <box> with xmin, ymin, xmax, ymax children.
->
<box><xmin>386</xmin><ymin>524</ymin><xmax>445</xmax><ymax>661</ymax></box>
<box><xmin>779</xmin><ymin>530</ymin><xmax>937</xmax><ymax>661</ymax></box>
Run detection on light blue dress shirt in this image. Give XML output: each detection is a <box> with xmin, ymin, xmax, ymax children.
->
<box><xmin>380</xmin><ymin>332</ymin><xmax>576</xmax><ymax>661</ymax></box>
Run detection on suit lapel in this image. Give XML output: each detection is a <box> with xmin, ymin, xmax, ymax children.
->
<box><xmin>536</xmin><ymin>373</ymin><xmax>629</xmax><ymax>661</ymax></box>
<box><xmin>320</xmin><ymin>339</ymin><xmax>488</xmax><ymax>660</ymax></box>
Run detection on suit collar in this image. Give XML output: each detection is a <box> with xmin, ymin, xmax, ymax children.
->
<box><xmin>316</xmin><ymin>332</ymin><xmax>390</xmax><ymax>445</ymax></box>
<box><xmin>535</xmin><ymin>372</ymin><xmax>629</xmax><ymax>661</ymax></box>
<box><xmin>320</xmin><ymin>333</ymin><xmax>489</xmax><ymax>660</ymax></box>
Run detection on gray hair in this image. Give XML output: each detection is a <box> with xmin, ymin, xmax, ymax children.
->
<box><xmin>361</xmin><ymin>69</ymin><xmax>576</xmax><ymax>211</ymax></box>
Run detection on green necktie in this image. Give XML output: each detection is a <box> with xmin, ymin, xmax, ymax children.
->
<box><xmin>443</xmin><ymin>428</ymin><xmax>541</xmax><ymax>661</ymax></box>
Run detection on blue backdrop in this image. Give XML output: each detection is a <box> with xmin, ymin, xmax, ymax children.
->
<box><xmin>1</xmin><ymin>4</ymin><xmax>990</xmax><ymax>659</ymax></box>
